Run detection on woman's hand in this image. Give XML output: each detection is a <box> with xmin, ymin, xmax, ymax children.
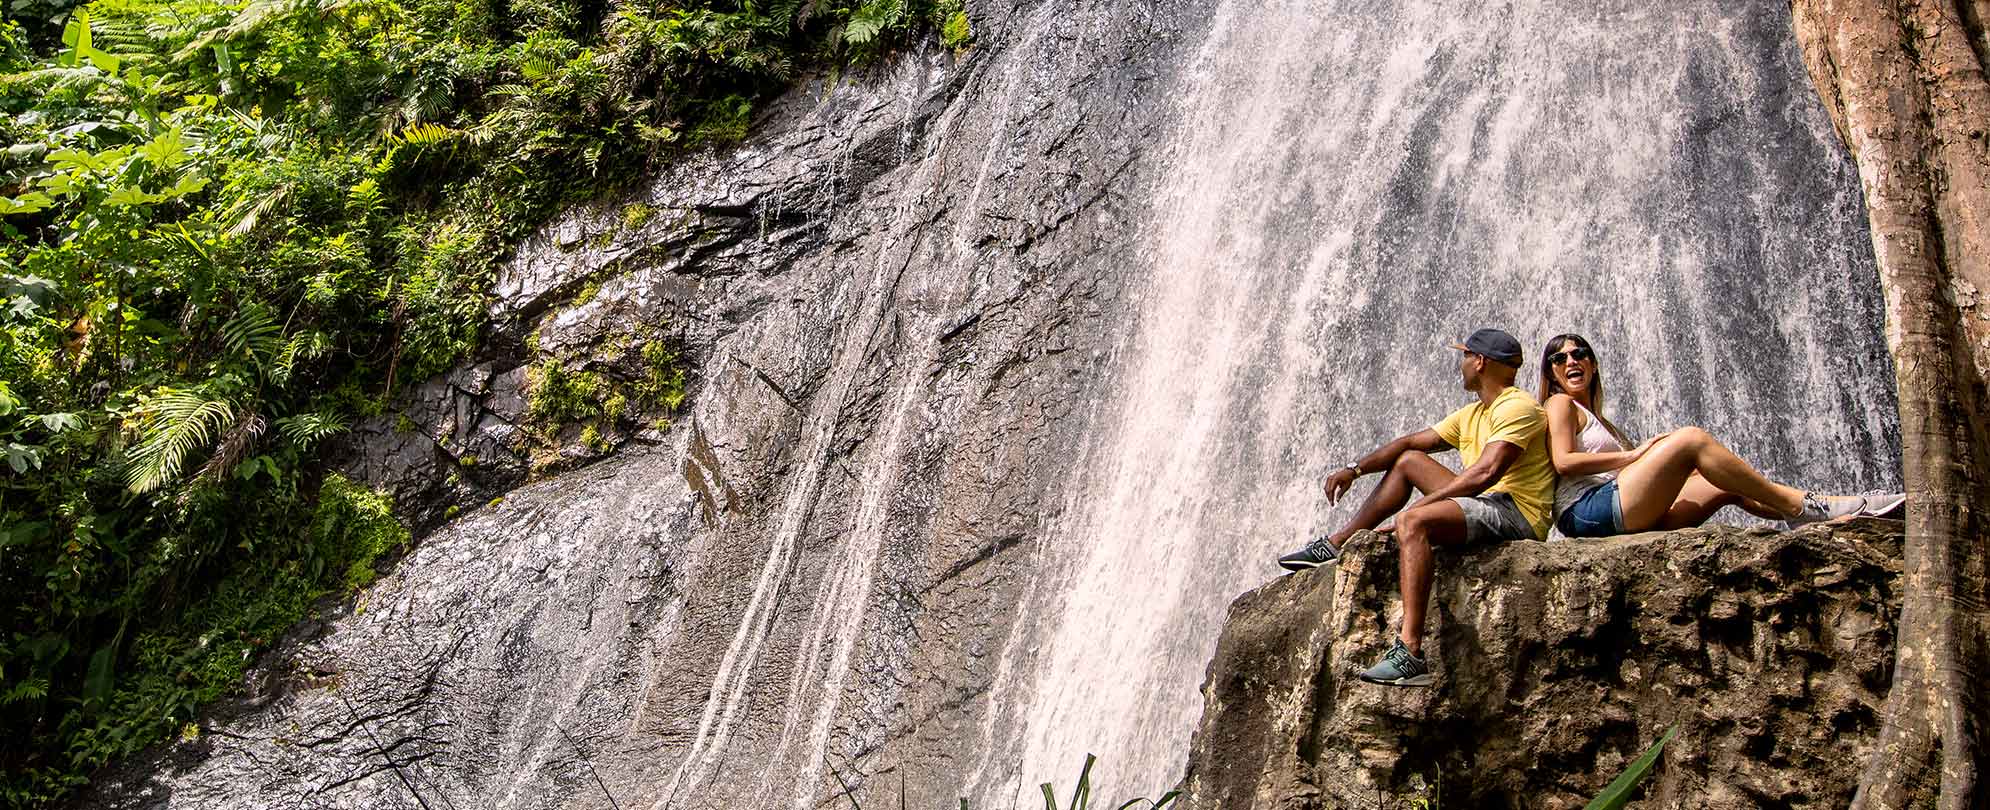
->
<box><xmin>1628</xmin><ymin>431</ymin><xmax>1673</xmax><ymax>463</ymax></box>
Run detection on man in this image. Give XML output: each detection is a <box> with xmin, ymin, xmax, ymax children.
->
<box><xmin>1275</xmin><ymin>328</ymin><xmax>1557</xmax><ymax>687</ymax></box>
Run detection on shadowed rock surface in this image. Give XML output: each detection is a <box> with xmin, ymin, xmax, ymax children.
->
<box><xmin>1181</xmin><ymin>520</ymin><xmax>1904</xmax><ymax>810</ymax></box>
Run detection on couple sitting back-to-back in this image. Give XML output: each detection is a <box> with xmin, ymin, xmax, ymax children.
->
<box><xmin>1272</xmin><ymin>328</ymin><xmax>1904</xmax><ymax>688</ymax></box>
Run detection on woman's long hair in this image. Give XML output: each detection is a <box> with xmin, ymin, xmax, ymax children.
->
<box><xmin>1538</xmin><ymin>333</ymin><xmax>1632</xmax><ymax>447</ymax></box>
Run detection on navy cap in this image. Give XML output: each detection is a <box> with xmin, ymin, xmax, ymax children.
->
<box><xmin>1450</xmin><ymin>328</ymin><xmax>1524</xmax><ymax>367</ymax></box>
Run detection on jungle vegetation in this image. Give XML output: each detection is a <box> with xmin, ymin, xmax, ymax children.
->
<box><xmin>0</xmin><ymin>0</ymin><xmax>969</xmax><ymax>802</ymax></box>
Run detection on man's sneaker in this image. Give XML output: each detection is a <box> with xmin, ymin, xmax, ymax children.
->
<box><xmin>1277</xmin><ymin>535</ymin><xmax>1342</xmax><ymax>571</ymax></box>
<box><xmin>1858</xmin><ymin>493</ymin><xmax>1908</xmax><ymax>519</ymax></box>
<box><xmin>1356</xmin><ymin>639</ymin><xmax>1433</xmax><ymax>687</ymax></box>
<box><xmin>1788</xmin><ymin>493</ymin><xmax>1866</xmax><ymax>526</ymax></box>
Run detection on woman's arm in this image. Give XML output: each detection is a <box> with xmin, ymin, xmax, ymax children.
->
<box><xmin>1545</xmin><ymin>395</ymin><xmax>1652</xmax><ymax>476</ymax></box>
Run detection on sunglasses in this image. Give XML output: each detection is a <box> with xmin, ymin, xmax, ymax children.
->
<box><xmin>1549</xmin><ymin>347</ymin><xmax>1594</xmax><ymax>366</ymax></box>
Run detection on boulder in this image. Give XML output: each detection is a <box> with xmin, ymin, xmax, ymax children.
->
<box><xmin>1181</xmin><ymin>520</ymin><xmax>1903</xmax><ymax>810</ymax></box>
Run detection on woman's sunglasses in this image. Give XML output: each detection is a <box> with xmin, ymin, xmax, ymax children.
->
<box><xmin>1549</xmin><ymin>347</ymin><xmax>1594</xmax><ymax>366</ymax></box>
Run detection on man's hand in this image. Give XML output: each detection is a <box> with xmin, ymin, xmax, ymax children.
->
<box><xmin>1324</xmin><ymin>467</ymin><xmax>1358</xmax><ymax>504</ymax></box>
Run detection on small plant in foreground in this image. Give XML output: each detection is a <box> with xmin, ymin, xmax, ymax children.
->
<box><xmin>830</xmin><ymin>753</ymin><xmax>1178</xmax><ymax>810</ymax></box>
<box><xmin>1583</xmin><ymin>724</ymin><xmax>1677</xmax><ymax>810</ymax></box>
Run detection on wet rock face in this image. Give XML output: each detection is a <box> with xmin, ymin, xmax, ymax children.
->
<box><xmin>1180</xmin><ymin>521</ymin><xmax>1902</xmax><ymax>810</ymax></box>
<box><xmin>85</xmin><ymin>0</ymin><xmax>1207</xmax><ymax>807</ymax></box>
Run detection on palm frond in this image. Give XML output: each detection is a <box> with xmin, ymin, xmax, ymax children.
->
<box><xmin>124</xmin><ymin>391</ymin><xmax>235</xmax><ymax>493</ymax></box>
<box><xmin>192</xmin><ymin>411</ymin><xmax>266</xmax><ymax>482</ymax></box>
<box><xmin>220</xmin><ymin>185</ymin><xmax>288</xmax><ymax>237</ymax></box>
<box><xmin>218</xmin><ymin>305</ymin><xmax>281</xmax><ymax>361</ymax></box>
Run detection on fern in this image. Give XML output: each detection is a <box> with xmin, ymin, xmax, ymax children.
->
<box><xmin>392</xmin><ymin>122</ymin><xmax>463</xmax><ymax>146</ymax></box>
<box><xmin>218</xmin><ymin>305</ymin><xmax>280</xmax><ymax>362</ymax></box>
<box><xmin>274</xmin><ymin>411</ymin><xmax>346</xmax><ymax>448</ymax></box>
<box><xmin>1</xmin><ymin>677</ymin><xmax>49</xmax><ymax>705</ymax></box>
<box><xmin>124</xmin><ymin>390</ymin><xmax>235</xmax><ymax>493</ymax></box>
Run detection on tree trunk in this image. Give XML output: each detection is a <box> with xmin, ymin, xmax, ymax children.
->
<box><xmin>1786</xmin><ymin>1</ymin><xmax>1990</xmax><ymax>807</ymax></box>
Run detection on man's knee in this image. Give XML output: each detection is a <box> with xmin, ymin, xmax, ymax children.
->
<box><xmin>1396</xmin><ymin>506</ymin><xmax>1436</xmax><ymax>543</ymax></box>
<box><xmin>1387</xmin><ymin>450</ymin><xmax>1433</xmax><ymax>475</ymax></box>
<box><xmin>1398</xmin><ymin>501</ymin><xmax>1469</xmax><ymax>546</ymax></box>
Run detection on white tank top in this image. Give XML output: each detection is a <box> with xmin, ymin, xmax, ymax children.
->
<box><xmin>1553</xmin><ymin>401</ymin><xmax>1629</xmax><ymax>517</ymax></box>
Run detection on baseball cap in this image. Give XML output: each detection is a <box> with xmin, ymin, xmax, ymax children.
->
<box><xmin>1449</xmin><ymin>328</ymin><xmax>1524</xmax><ymax>367</ymax></box>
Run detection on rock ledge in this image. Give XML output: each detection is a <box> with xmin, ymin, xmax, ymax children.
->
<box><xmin>1181</xmin><ymin>520</ymin><xmax>1902</xmax><ymax>810</ymax></box>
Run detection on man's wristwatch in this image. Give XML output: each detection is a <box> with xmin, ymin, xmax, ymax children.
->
<box><xmin>1342</xmin><ymin>461</ymin><xmax>1362</xmax><ymax>476</ymax></box>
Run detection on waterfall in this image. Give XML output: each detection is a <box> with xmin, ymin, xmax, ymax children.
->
<box><xmin>981</xmin><ymin>0</ymin><xmax>1897</xmax><ymax>803</ymax></box>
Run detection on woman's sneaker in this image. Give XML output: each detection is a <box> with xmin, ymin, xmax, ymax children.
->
<box><xmin>1356</xmin><ymin>639</ymin><xmax>1432</xmax><ymax>687</ymax></box>
<box><xmin>1789</xmin><ymin>493</ymin><xmax>1867</xmax><ymax>526</ymax></box>
<box><xmin>1858</xmin><ymin>493</ymin><xmax>1908</xmax><ymax>519</ymax></box>
<box><xmin>1277</xmin><ymin>535</ymin><xmax>1342</xmax><ymax>571</ymax></box>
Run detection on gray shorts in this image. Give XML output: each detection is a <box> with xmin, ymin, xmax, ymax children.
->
<box><xmin>1451</xmin><ymin>491</ymin><xmax>1538</xmax><ymax>544</ymax></box>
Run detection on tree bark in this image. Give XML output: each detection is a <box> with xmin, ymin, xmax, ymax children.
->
<box><xmin>1787</xmin><ymin>1</ymin><xmax>1990</xmax><ymax>807</ymax></box>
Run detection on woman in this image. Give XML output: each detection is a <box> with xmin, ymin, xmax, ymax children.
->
<box><xmin>1537</xmin><ymin>333</ymin><xmax>1904</xmax><ymax>537</ymax></box>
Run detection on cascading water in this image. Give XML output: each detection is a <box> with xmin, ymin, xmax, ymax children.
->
<box><xmin>979</xmin><ymin>0</ymin><xmax>1898</xmax><ymax>803</ymax></box>
<box><xmin>85</xmin><ymin>3</ymin><xmax>1905</xmax><ymax>809</ymax></box>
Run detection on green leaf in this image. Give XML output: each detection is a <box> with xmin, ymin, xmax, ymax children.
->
<box><xmin>37</xmin><ymin>412</ymin><xmax>80</xmax><ymax>433</ymax></box>
<box><xmin>82</xmin><ymin>645</ymin><xmax>115</xmax><ymax>704</ymax></box>
<box><xmin>0</xmin><ymin>192</ymin><xmax>53</xmax><ymax>216</ymax></box>
<box><xmin>1584</xmin><ymin>724</ymin><xmax>1677</xmax><ymax>810</ymax></box>
<box><xmin>59</xmin><ymin>10</ymin><xmax>92</xmax><ymax>67</ymax></box>
<box><xmin>164</xmin><ymin>173</ymin><xmax>211</xmax><ymax>198</ymax></box>
<box><xmin>4</xmin><ymin>443</ymin><xmax>40</xmax><ymax>473</ymax></box>
<box><xmin>104</xmin><ymin>185</ymin><xmax>167</xmax><ymax>207</ymax></box>
<box><xmin>139</xmin><ymin>129</ymin><xmax>190</xmax><ymax>170</ymax></box>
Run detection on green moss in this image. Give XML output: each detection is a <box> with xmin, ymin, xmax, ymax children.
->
<box><xmin>939</xmin><ymin>1</ymin><xmax>973</xmax><ymax>50</ymax></box>
<box><xmin>636</xmin><ymin>339</ymin><xmax>688</xmax><ymax>412</ymax></box>
<box><xmin>312</xmin><ymin>475</ymin><xmax>410</xmax><ymax>591</ymax></box>
<box><xmin>526</xmin><ymin>361</ymin><xmax>606</xmax><ymax>424</ymax></box>
<box><xmin>621</xmin><ymin>202</ymin><xmax>655</xmax><ymax>231</ymax></box>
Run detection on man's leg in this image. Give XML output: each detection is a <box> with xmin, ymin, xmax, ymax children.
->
<box><xmin>1391</xmin><ymin>500</ymin><xmax>1472</xmax><ymax>655</ymax></box>
<box><xmin>1326</xmin><ymin>451</ymin><xmax>1456</xmax><ymax>548</ymax></box>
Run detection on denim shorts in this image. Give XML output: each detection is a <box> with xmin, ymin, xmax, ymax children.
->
<box><xmin>1452</xmin><ymin>491</ymin><xmax>1539</xmax><ymax>543</ymax></box>
<box><xmin>1557</xmin><ymin>480</ymin><xmax>1625</xmax><ymax>538</ymax></box>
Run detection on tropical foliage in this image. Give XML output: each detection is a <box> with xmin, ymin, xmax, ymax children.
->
<box><xmin>0</xmin><ymin>0</ymin><xmax>967</xmax><ymax>802</ymax></box>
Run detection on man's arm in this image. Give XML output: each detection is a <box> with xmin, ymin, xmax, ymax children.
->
<box><xmin>1324</xmin><ymin>428</ymin><xmax>1453</xmax><ymax>504</ymax></box>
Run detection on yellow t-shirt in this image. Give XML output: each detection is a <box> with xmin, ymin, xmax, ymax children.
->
<box><xmin>1431</xmin><ymin>386</ymin><xmax>1557</xmax><ymax>539</ymax></box>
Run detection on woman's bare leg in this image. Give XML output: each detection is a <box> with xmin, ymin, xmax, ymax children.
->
<box><xmin>1660</xmin><ymin>474</ymin><xmax>1791</xmax><ymax>529</ymax></box>
<box><xmin>1659</xmin><ymin>475</ymin><xmax>1741</xmax><ymax>529</ymax></box>
<box><xmin>1615</xmin><ymin>427</ymin><xmax>1805</xmax><ymax>532</ymax></box>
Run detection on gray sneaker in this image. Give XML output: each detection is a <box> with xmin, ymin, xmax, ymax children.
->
<box><xmin>1277</xmin><ymin>534</ymin><xmax>1342</xmax><ymax>571</ymax></box>
<box><xmin>1356</xmin><ymin>639</ymin><xmax>1433</xmax><ymax>687</ymax></box>
<box><xmin>1858</xmin><ymin>493</ymin><xmax>1907</xmax><ymax>519</ymax></box>
<box><xmin>1789</xmin><ymin>493</ymin><xmax>1866</xmax><ymax>526</ymax></box>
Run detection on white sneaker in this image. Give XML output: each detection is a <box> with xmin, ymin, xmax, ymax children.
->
<box><xmin>1789</xmin><ymin>493</ymin><xmax>1865</xmax><ymax>526</ymax></box>
<box><xmin>1857</xmin><ymin>493</ymin><xmax>1907</xmax><ymax>518</ymax></box>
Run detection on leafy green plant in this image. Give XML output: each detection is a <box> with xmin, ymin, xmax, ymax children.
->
<box><xmin>0</xmin><ymin>0</ymin><xmax>961</xmax><ymax>801</ymax></box>
<box><xmin>1583</xmin><ymin>725</ymin><xmax>1677</xmax><ymax>810</ymax></box>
